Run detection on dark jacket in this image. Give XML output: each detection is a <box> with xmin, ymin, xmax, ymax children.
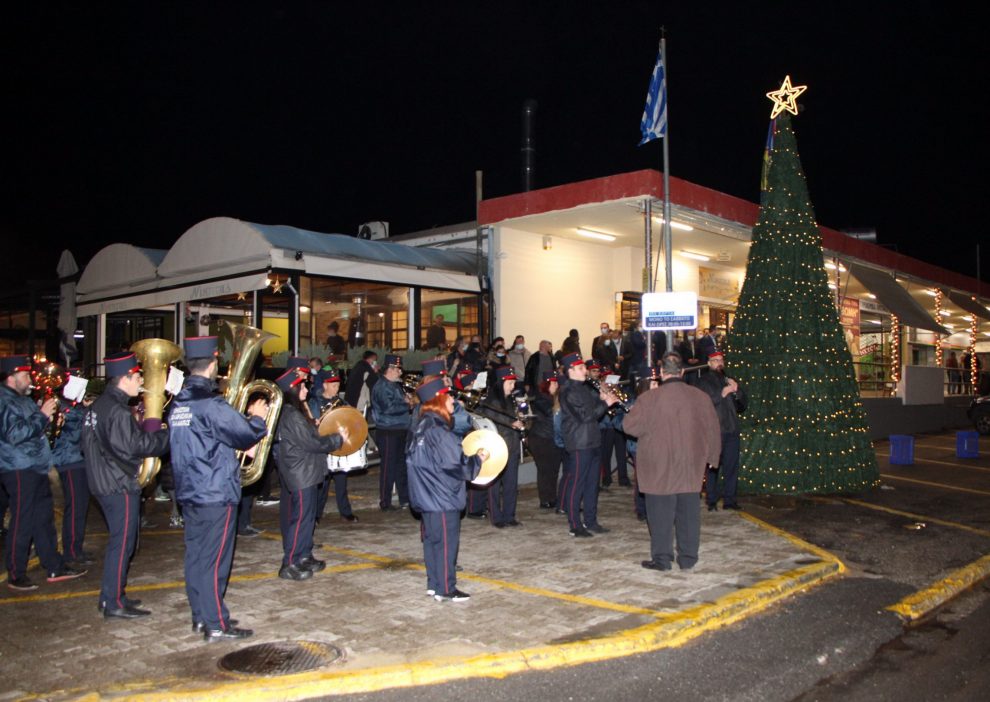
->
<box><xmin>593</xmin><ymin>339</ymin><xmax>619</xmax><ymax>372</ymax></box>
<box><xmin>0</xmin><ymin>384</ymin><xmax>53</xmax><ymax>473</ymax></box>
<box><xmin>371</xmin><ymin>378</ymin><xmax>411</xmax><ymax>430</ymax></box>
<box><xmin>697</xmin><ymin>334</ymin><xmax>717</xmax><ymax>363</ymax></box>
<box><xmin>276</xmin><ymin>404</ymin><xmax>343</xmax><ymax>492</ymax></box>
<box><xmin>524</xmin><ymin>351</ymin><xmax>556</xmax><ymax>392</ymax></box>
<box><xmin>52</xmin><ymin>403</ymin><xmax>86</xmax><ymax>469</ymax></box>
<box><xmin>476</xmin><ymin>393</ymin><xmax>522</xmax><ymax>460</ymax></box>
<box><xmin>558</xmin><ymin>377</ymin><xmax>607</xmax><ymax>451</ymax></box>
<box><xmin>406</xmin><ymin>411</ymin><xmax>482</xmax><ymax>513</ymax></box>
<box><xmin>345</xmin><ymin>360</ymin><xmax>378</xmax><ymax>408</ymax></box>
<box><xmin>693</xmin><ymin>369</ymin><xmax>747</xmax><ymax>434</ymax></box>
<box><xmin>82</xmin><ymin>385</ymin><xmax>170</xmax><ymax>496</ymax></box>
<box><xmin>168</xmin><ymin>375</ymin><xmax>268</xmax><ymax>506</ymax></box>
<box><xmin>529</xmin><ymin>392</ymin><xmax>555</xmax><ymax>441</ymax></box>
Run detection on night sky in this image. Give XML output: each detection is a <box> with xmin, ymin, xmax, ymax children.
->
<box><xmin>4</xmin><ymin>2</ymin><xmax>986</xmax><ymax>286</ymax></box>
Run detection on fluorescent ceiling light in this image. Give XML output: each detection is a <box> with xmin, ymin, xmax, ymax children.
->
<box><xmin>866</xmin><ymin>293</ymin><xmax>876</xmax><ymax>299</ymax></box>
<box><xmin>652</xmin><ymin>216</ymin><xmax>694</xmax><ymax>231</ymax></box>
<box><xmin>827</xmin><ymin>282</ymin><xmax>838</xmax><ymax>289</ymax></box>
<box><xmin>869</xmin><ymin>319</ymin><xmax>882</xmax><ymax>325</ymax></box>
<box><xmin>299</xmin><ymin>305</ymin><xmax>310</xmax><ymax>313</ymax></box>
<box><xmin>679</xmin><ymin>250</ymin><xmax>711</xmax><ymax>261</ymax></box>
<box><xmin>824</xmin><ymin>262</ymin><xmax>847</xmax><ymax>272</ymax></box>
<box><xmin>576</xmin><ymin>227</ymin><xmax>616</xmax><ymax>242</ymax></box>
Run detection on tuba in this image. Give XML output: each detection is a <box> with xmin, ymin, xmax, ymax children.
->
<box><xmin>222</xmin><ymin>320</ymin><xmax>283</xmax><ymax>486</ymax></box>
<box><xmin>131</xmin><ymin>338</ymin><xmax>183</xmax><ymax>487</ymax></box>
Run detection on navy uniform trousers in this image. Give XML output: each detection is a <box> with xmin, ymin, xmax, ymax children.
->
<box><xmin>706</xmin><ymin>431</ymin><xmax>741</xmax><ymax>508</ymax></box>
<box><xmin>56</xmin><ymin>462</ymin><xmax>90</xmax><ymax>561</ymax></box>
<box><xmin>316</xmin><ymin>471</ymin><xmax>354</xmax><ymax>521</ymax></box>
<box><xmin>375</xmin><ymin>428</ymin><xmax>409</xmax><ymax>509</ymax></box>
<box><xmin>466</xmin><ymin>484</ymin><xmax>488</xmax><ymax>516</ymax></box>
<box><xmin>487</xmin><ymin>449</ymin><xmax>520</xmax><ymax>525</ymax></box>
<box><xmin>563</xmin><ymin>446</ymin><xmax>602</xmax><ymax>531</ymax></box>
<box><xmin>182</xmin><ymin>503</ymin><xmax>238</xmax><ymax>631</ymax></box>
<box><xmin>94</xmin><ymin>490</ymin><xmax>140</xmax><ymax>608</ymax></box>
<box><xmin>600</xmin><ymin>426</ymin><xmax>628</xmax><ymax>486</ymax></box>
<box><xmin>1</xmin><ymin>469</ymin><xmax>65</xmax><ymax>580</ymax></box>
<box><xmin>421</xmin><ymin>510</ymin><xmax>460</xmax><ymax>595</ymax></box>
<box><xmin>279</xmin><ymin>485</ymin><xmax>317</xmax><ymax>567</ymax></box>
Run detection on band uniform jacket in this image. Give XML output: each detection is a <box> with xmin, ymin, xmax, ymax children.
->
<box><xmin>406</xmin><ymin>411</ymin><xmax>482</xmax><ymax>513</ymax></box>
<box><xmin>558</xmin><ymin>377</ymin><xmax>607</xmax><ymax>452</ymax></box>
<box><xmin>82</xmin><ymin>385</ymin><xmax>170</xmax><ymax>496</ymax></box>
<box><xmin>275</xmin><ymin>404</ymin><xmax>343</xmax><ymax>492</ymax></box>
<box><xmin>168</xmin><ymin>375</ymin><xmax>267</xmax><ymax>506</ymax></box>
<box><xmin>52</xmin><ymin>402</ymin><xmax>86</xmax><ymax>469</ymax></box>
<box><xmin>371</xmin><ymin>378</ymin><xmax>411</xmax><ymax>430</ymax></box>
<box><xmin>0</xmin><ymin>384</ymin><xmax>53</xmax><ymax>473</ymax></box>
<box><xmin>622</xmin><ymin>378</ymin><xmax>721</xmax><ymax>495</ymax></box>
<box><xmin>693</xmin><ymin>369</ymin><xmax>747</xmax><ymax>434</ymax></box>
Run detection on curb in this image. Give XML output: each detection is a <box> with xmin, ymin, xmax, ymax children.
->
<box><xmin>50</xmin><ymin>513</ymin><xmax>843</xmax><ymax>702</ymax></box>
<box><xmin>886</xmin><ymin>553</ymin><xmax>990</xmax><ymax>621</ymax></box>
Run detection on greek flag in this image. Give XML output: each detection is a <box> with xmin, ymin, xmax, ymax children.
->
<box><xmin>638</xmin><ymin>46</ymin><xmax>667</xmax><ymax>145</ymax></box>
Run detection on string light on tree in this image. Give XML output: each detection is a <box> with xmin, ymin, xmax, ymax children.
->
<box><xmin>934</xmin><ymin>289</ymin><xmax>943</xmax><ymax>368</ymax></box>
<box><xmin>890</xmin><ymin>314</ymin><xmax>901</xmax><ymax>387</ymax></box>
<box><xmin>969</xmin><ymin>316</ymin><xmax>978</xmax><ymax>392</ymax></box>
<box><xmin>729</xmin><ymin>81</ymin><xmax>878</xmax><ymax>495</ymax></box>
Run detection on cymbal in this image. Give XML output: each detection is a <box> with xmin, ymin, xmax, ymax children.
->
<box><xmin>318</xmin><ymin>407</ymin><xmax>369</xmax><ymax>456</ymax></box>
<box><xmin>461</xmin><ymin>429</ymin><xmax>508</xmax><ymax>486</ymax></box>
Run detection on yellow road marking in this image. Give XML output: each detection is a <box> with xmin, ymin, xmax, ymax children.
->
<box><xmin>887</xmin><ymin>553</ymin><xmax>990</xmax><ymax>620</ymax></box>
<box><xmin>875</xmin><ymin>451</ymin><xmax>990</xmax><ymax>472</ymax></box>
<box><xmin>33</xmin><ymin>516</ymin><xmax>842</xmax><ymax>702</ymax></box>
<box><xmin>879</xmin><ymin>473</ymin><xmax>990</xmax><ymax>496</ymax></box>
<box><xmin>0</xmin><ymin>563</ymin><xmax>378</xmax><ymax>606</ymax></box>
<box><xmin>811</xmin><ymin>496</ymin><xmax>990</xmax><ymax>537</ymax></box>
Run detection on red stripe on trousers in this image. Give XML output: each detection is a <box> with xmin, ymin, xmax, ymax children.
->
<box><xmin>213</xmin><ymin>505</ymin><xmax>233</xmax><ymax>631</ymax></box>
<box><xmin>115</xmin><ymin>493</ymin><xmax>129</xmax><ymax>608</ymax></box>
<box><xmin>7</xmin><ymin>473</ymin><xmax>23</xmax><ymax>578</ymax></box>
<box><xmin>442</xmin><ymin>512</ymin><xmax>449</xmax><ymax>594</ymax></box>
<box><xmin>289</xmin><ymin>490</ymin><xmax>303</xmax><ymax>564</ymax></box>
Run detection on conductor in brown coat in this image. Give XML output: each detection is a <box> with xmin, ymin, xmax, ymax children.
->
<box><xmin>623</xmin><ymin>352</ymin><xmax>721</xmax><ymax>572</ymax></box>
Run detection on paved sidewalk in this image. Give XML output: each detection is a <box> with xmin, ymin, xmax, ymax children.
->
<box><xmin>0</xmin><ymin>471</ymin><xmax>840</xmax><ymax>701</ymax></box>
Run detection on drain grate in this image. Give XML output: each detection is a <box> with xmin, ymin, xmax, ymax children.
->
<box><xmin>218</xmin><ymin>640</ymin><xmax>343</xmax><ymax>676</ymax></box>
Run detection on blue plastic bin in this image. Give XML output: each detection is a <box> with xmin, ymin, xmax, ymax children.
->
<box><xmin>956</xmin><ymin>431</ymin><xmax>979</xmax><ymax>459</ymax></box>
<box><xmin>889</xmin><ymin>435</ymin><xmax>914</xmax><ymax>465</ymax></box>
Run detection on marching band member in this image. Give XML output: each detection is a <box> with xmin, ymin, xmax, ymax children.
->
<box><xmin>83</xmin><ymin>352</ymin><xmax>169</xmax><ymax>617</ymax></box>
<box><xmin>314</xmin><ymin>367</ymin><xmax>359</xmax><ymax>524</ymax></box>
<box><xmin>406</xmin><ymin>376</ymin><xmax>487</xmax><ymax>602</ymax></box>
<box><xmin>169</xmin><ymin>336</ymin><xmax>268</xmax><ymax>641</ymax></box>
<box><xmin>528</xmin><ymin>370</ymin><xmax>562</xmax><ymax>510</ymax></box>
<box><xmin>371</xmin><ymin>354</ymin><xmax>412</xmax><ymax>511</ymax></box>
<box><xmin>273</xmin><ymin>368</ymin><xmax>348</xmax><ymax>581</ymax></box>
<box><xmin>52</xmin><ymin>380</ymin><xmax>95</xmax><ymax>566</ymax></box>
<box><xmin>476</xmin><ymin>366</ymin><xmax>525</xmax><ymax>528</ymax></box>
<box><xmin>1</xmin><ymin>355</ymin><xmax>86</xmax><ymax>591</ymax></box>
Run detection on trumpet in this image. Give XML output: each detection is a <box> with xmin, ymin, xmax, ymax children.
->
<box><xmin>455</xmin><ymin>387</ymin><xmax>486</xmax><ymax>411</ymax></box>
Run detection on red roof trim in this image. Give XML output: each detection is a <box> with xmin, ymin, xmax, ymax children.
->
<box><xmin>479</xmin><ymin>170</ymin><xmax>986</xmax><ymax>297</ymax></box>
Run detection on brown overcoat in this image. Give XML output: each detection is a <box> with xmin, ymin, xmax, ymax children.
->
<box><xmin>622</xmin><ymin>378</ymin><xmax>722</xmax><ymax>495</ymax></box>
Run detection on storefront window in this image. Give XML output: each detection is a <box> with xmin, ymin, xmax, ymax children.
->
<box><xmin>302</xmin><ymin>276</ymin><xmax>411</xmax><ymax>353</ymax></box>
<box><xmin>419</xmin><ymin>289</ymin><xmax>482</xmax><ymax>351</ymax></box>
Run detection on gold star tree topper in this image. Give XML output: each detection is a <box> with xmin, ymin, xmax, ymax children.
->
<box><xmin>766</xmin><ymin>75</ymin><xmax>807</xmax><ymax>119</ymax></box>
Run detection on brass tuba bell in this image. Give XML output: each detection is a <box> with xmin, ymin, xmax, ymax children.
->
<box><xmin>130</xmin><ymin>338</ymin><xmax>183</xmax><ymax>487</ymax></box>
<box><xmin>221</xmin><ymin>320</ymin><xmax>283</xmax><ymax>486</ymax></box>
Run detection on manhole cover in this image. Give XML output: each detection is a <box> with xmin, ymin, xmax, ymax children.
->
<box><xmin>218</xmin><ymin>641</ymin><xmax>343</xmax><ymax>676</ymax></box>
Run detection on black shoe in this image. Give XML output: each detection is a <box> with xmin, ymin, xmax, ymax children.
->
<box><xmin>707</xmin><ymin>504</ymin><xmax>718</xmax><ymax>512</ymax></box>
<box><xmin>237</xmin><ymin>526</ymin><xmax>263</xmax><ymax>537</ymax></box>
<box><xmin>434</xmin><ymin>588</ymin><xmax>470</xmax><ymax>602</ymax></box>
<box><xmin>7</xmin><ymin>576</ymin><xmax>38</xmax><ymax>591</ymax></box>
<box><xmin>539</xmin><ymin>501</ymin><xmax>554</xmax><ymax>509</ymax></box>
<box><xmin>341</xmin><ymin>514</ymin><xmax>359</xmax><ymax>523</ymax></box>
<box><xmin>636</xmin><ymin>513</ymin><xmax>647</xmax><ymax>522</ymax></box>
<box><xmin>204</xmin><ymin>626</ymin><xmax>253</xmax><ymax>642</ymax></box>
<box><xmin>641</xmin><ymin>560</ymin><xmax>671</xmax><ymax>572</ymax></box>
<box><xmin>554</xmin><ymin>508</ymin><xmax>567</xmax><ymax>516</ymax></box>
<box><xmin>493</xmin><ymin>522</ymin><xmax>507</xmax><ymax>528</ymax></box>
<box><xmin>98</xmin><ymin>597</ymin><xmax>142</xmax><ymax>613</ymax></box>
<box><xmin>193</xmin><ymin>618</ymin><xmax>238</xmax><ymax>634</ymax></box>
<box><xmin>587</xmin><ymin>524</ymin><xmax>610</xmax><ymax>534</ymax></box>
<box><xmin>723</xmin><ymin>503</ymin><xmax>742</xmax><ymax>511</ymax></box>
<box><xmin>299</xmin><ymin>557</ymin><xmax>326</xmax><ymax>573</ymax></box>
<box><xmin>104</xmin><ymin>604</ymin><xmax>152</xmax><ymax>619</ymax></box>
<box><xmin>380</xmin><ymin>504</ymin><xmax>400</xmax><ymax>512</ymax></box>
<box><xmin>69</xmin><ymin>554</ymin><xmax>97</xmax><ymax>567</ymax></box>
<box><xmin>47</xmin><ymin>566</ymin><xmax>87</xmax><ymax>583</ymax></box>
<box><xmin>278</xmin><ymin>563</ymin><xmax>313</xmax><ymax>581</ymax></box>
<box><xmin>466</xmin><ymin>512</ymin><xmax>486</xmax><ymax>519</ymax></box>
<box><xmin>569</xmin><ymin>527</ymin><xmax>593</xmax><ymax>538</ymax></box>
<box><xmin>506</xmin><ymin>519</ymin><xmax>522</xmax><ymax>527</ymax></box>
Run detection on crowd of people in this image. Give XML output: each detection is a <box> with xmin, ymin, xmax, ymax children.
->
<box><xmin>0</xmin><ymin>321</ymin><xmax>745</xmax><ymax>638</ymax></box>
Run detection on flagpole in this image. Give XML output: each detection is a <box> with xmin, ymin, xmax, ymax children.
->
<box><xmin>660</xmin><ymin>36</ymin><xmax>674</xmax><ymax>355</ymax></box>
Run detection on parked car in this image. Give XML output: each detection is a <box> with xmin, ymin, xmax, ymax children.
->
<box><xmin>969</xmin><ymin>394</ymin><xmax>990</xmax><ymax>435</ymax></box>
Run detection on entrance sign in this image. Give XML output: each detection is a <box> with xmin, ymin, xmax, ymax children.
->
<box><xmin>641</xmin><ymin>291</ymin><xmax>698</xmax><ymax>330</ymax></box>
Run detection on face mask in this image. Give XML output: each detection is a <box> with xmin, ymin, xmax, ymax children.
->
<box><xmin>496</xmin><ymin>351</ymin><xmax>506</xmax><ymax>358</ymax></box>
<box><xmin>515</xmin><ymin>344</ymin><xmax>523</xmax><ymax>351</ymax></box>
<box><xmin>370</xmin><ymin>361</ymin><xmax>378</xmax><ymax>370</ymax></box>
<box><xmin>460</xmin><ymin>344</ymin><xmax>469</xmax><ymax>352</ymax></box>
<box><xmin>604</xmin><ymin>339</ymin><xmax>611</xmax><ymax>346</ymax></box>
<box><xmin>600</xmin><ymin>328</ymin><xmax>608</xmax><ymax>334</ymax></box>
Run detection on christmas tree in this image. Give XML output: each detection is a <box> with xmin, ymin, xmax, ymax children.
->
<box><xmin>728</xmin><ymin>85</ymin><xmax>879</xmax><ymax>494</ymax></box>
